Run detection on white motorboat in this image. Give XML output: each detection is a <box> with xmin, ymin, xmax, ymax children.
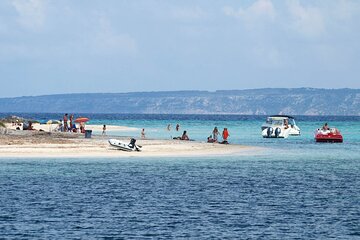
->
<box><xmin>108</xmin><ymin>138</ymin><xmax>142</xmax><ymax>151</ymax></box>
<box><xmin>261</xmin><ymin>115</ymin><xmax>300</xmax><ymax>138</ymax></box>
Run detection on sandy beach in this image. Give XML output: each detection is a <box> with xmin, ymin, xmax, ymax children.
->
<box><xmin>4</xmin><ymin>123</ymin><xmax>138</xmax><ymax>132</ymax></box>
<box><xmin>0</xmin><ymin>126</ymin><xmax>259</xmax><ymax>158</ymax></box>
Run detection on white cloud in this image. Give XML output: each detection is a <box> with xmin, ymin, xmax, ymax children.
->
<box><xmin>93</xmin><ymin>17</ymin><xmax>137</xmax><ymax>56</ymax></box>
<box><xmin>286</xmin><ymin>0</ymin><xmax>325</xmax><ymax>37</ymax></box>
<box><xmin>11</xmin><ymin>0</ymin><xmax>46</xmax><ymax>30</ymax></box>
<box><xmin>223</xmin><ymin>0</ymin><xmax>276</xmax><ymax>22</ymax></box>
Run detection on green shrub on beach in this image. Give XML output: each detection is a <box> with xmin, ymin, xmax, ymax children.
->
<box><xmin>0</xmin><ymin>121</ymin><xmax>5</xmax><ymax>128</ymax></box>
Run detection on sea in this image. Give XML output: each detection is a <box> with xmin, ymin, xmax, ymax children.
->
<box><xmin>0</xmin><ymin>113</ymin><xmax>359</xmax><ymax>239</ymax></box>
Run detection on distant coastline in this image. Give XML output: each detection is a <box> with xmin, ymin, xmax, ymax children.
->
<box><xmin>1</xmin><ymin>88</ymin><xmax>360</xmax><ymax>115</ymax></box>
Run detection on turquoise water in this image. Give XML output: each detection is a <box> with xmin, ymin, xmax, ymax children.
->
<box><xmin>0</xmin><ymin>114</ymin><xmax>359</xmax><ymax>238</ymax></box>
<box><xmin>88</xmin><ymin>115</ymin><xmax>360</xmax><ymax>158</ymax></box>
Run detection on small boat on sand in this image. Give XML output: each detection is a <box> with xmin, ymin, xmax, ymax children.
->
<box><xmin>314</xmin><ymin>128</ymin><xmax>343</xmax><ymax>143</ymax></box>
<box><xmin>108</xmin><ymin>138</ymin><xmax>142</xmax><ymax>151</ymax></box>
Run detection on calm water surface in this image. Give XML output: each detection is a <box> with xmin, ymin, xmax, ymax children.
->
<box><xmin>0</xmin><ymin>114</ymin><xmax>359</xmax><ymax>238</ymax></box>
<box><xmin>1</xmin><ymin>156</ymin><xmax>359</xmax><ymax>239</ymax></box>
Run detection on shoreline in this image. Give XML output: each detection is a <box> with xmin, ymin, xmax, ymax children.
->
<box><xmin>4</xmin><ymin>123</ymin><xmax>139</xmax><ymax>132</ymax></box>
<box><xmin>0</xmin><ymin>129</ymin><xmax>261</xmax><ymax>159</ymax></box>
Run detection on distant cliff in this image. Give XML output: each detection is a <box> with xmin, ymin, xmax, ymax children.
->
<box><xmin>1</xmin><ymin>88</ymin><xmax>360</xmax><ymax>115</ymax></box>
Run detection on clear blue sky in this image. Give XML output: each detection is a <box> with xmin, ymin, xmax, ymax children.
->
<box><xmin>0</xmin><ymin>0</ymin><xmax>359</xmax><ymax>97</ymax></box>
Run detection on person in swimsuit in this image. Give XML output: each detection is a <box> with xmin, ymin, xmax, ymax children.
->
<box><xmin>212</xmin><ymin>127</ymin><xmax>219</xmax><ymax>142</ymax></box>
<box><xmin>141</xmin><ymin>128</ymin><xmax>146</xmax><ymax>139</ymax></box>
<box><xmin>221</xmin><ymin>128</ymin><xmax>229</xmax><ymax>144</ymax></box>
<box><xmin>322</xmin><ymin>123</ymin><xmax>329</xmax><ymax>131</ymax></box>
<box><xmin>63</xmin><ymin>113</ymin><xmax>68</xmax><ymax>132</ymax></box>
<box><xmin>102</xmin><ymin>125</ymin><xmax>106</xmax><ymax>135</ymax></box>
<box><xmin>181</xmin><ymin>130</ymin><xmax>189</xmax><ymax>140</ymax></box>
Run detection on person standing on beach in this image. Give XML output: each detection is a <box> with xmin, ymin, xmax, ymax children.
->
<box><xmin>167</xmin><ymin>124</ymin><xmax>172</xmax><ymax>139</ymax></box>
<box><xmin>102</xmin><ymin>125</ymin><xmax>106</xmax><ymax>135</ymax></box>
<box><xmin>212</xmin><ymin>127</ymin><xmax>219</xmax><ymax>142</ymax></box>
<box><xmin>221</xmin><ymin>128</ymin><xmax>229</xmax><ymax>144</ymax></box>
<box><xmin>58</xmin><ymin>120</ymin><xmax>63</xmax><ymax>132</ymax></box>
<box><xmin>141</xmin><ymin>128</ymin><xmax>146</xmax><ymax>139</ymax></box>
<box><xmin>80</xmin><ymin>122</ymin><xmax>85</xmax><ymax>133</ymax></box>
<box><xmin>63</xmin><ymin>114</ymin><xmax>68</xmax><ymax>132</ymax></box>
<box><xmin>69</xmin><ymin>114</ymin><xmax>74</xmax><ymax>132</ymax></box>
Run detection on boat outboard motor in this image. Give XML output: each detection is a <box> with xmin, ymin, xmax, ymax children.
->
<box><xmin>275</xmin><ymin>127</ymin><xmax>281</xmax><ymax>138</ymax></box>
<box><xmin>128</xmin><ymin>138</ymin><xmax>136</xmax><ymax>148</ymax></box>
<box><xmin>267</xmin><ymin>127</ymin><xmax>273</xmax><ymax>137</ymax></box>
<box><xmin>128</xmin><ymin>138</ymin><xmax>140</xmax><ymax>151</ymax></box>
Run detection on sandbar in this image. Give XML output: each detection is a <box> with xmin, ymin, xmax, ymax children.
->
<box><xmin>0</xmin><ymin>129</ymin><xmax>259</xmax><ymax>159</ymax></box>
<box><xmin>5</xmin><ymin>123</ymin><xmax>138</xmax><ymax>132</ymax></box>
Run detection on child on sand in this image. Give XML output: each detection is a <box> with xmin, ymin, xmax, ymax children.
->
<box><xmin>102</xmin><ymin>125</ymin><xmax>106</xmax><ymax>135</ymax></box>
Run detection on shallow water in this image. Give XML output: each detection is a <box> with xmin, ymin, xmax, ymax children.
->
<box><xmin>0</xmin><ymin>114</ymin><xmax>359</xmax><ymax>238</ymax></box>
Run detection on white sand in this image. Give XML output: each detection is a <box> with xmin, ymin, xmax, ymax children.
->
<box><xmin>0</xmin><ymin>130</ymin><xmax>260</xmax><ymax>158</ymax></box>
<box><xmin>5</xmin><ymin>123</ymin><xmax>138</xmax><ymax>132</ymax></box>
<box><xmin>85</xmin><ymin>124</ymin><xmax>138</xmax><ymax>132</ymax></box>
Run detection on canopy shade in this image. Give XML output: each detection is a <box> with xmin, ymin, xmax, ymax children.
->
<box><xmin>74</xmin><ymin>117</ymin><xmax>89</xmax><ymax>123</ymax></box>
<box><xmin>47</xmin><ymin>120</ymin><xmax>60</xmax><ymax>124</ymax></box>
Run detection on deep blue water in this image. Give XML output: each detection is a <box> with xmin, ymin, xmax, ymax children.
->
<box><xmin>0</xmin><ymin>157</ymin><xmax>359</xmax><ymax>239</ymax></box>
<box><xmin>0</xmin><ymin>113</ymin><xmax>359</xmax><ymax>238</ymax></box>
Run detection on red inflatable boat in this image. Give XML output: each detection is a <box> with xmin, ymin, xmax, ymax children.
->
<box><xmin>314</xmin><ymin>128</ymin><xmax>343</xmax><ymax>143</ymax></box>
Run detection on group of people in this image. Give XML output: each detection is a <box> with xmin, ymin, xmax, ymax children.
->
<box><xmin>167</xmin><ymin>123</ymin><xmax>189</xmax><ymax>140</ymax></box>
<box><xmin>171</xmin><ymin>126</ymin><xmax>230</xmax><ymax>143</ymax></box>
<box><xmin>61</xmin><ymin>113</ymin><xmax>87</xmax><ymax>133</ymax></box>
<box><xmin>61</xmin><ymin>113</ymin><xmax>78</xmax><ymax>132</ymax></box>
<box><xmin>207</xmin><ymin>127</ymin><xmax>229</xmax><ymax>144</ymax></box>
<box><xmin>141</xmin><ymin>124</ymin><xmax>230</xmax><ymax>143</ymax></box>
<box><xmin>166</xmin><ymin>123</ymin><xmax>180</xmax><ymax>132</ymax></box>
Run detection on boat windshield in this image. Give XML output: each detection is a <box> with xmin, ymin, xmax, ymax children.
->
<box><xmin>288</xmin><ymin>118</ymin><xmax>295</xmax><ymax>126</ymax></box>
<box><xmin>266</xmin><ymin>117</ymin><xmax>295</xmax><ymax>126</ymax></box>
<box><xmin>266</xmin><ymin>118</ymin><xmax>284</xmax><ymax>126</ymax></box>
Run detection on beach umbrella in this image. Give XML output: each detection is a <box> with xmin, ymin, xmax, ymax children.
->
<box><xmin>75</xmin><ymin>117</ymin><xmax>89</xmax><ymax>123</ymax></box>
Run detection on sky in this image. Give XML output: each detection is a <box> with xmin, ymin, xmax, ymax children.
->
<box><xmin>0</xmin><ymin>0</ymin><xmax>360</xmax><ymax>97</ymax></box>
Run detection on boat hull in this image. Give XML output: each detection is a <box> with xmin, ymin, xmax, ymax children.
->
<box><xmin>108</xmin><ymin>139</ymin><xmax>141</xmax><ymax>151</ymax></box>
<box><xmin>262</xmin><ymin>127</ymin><xmax>290</xmax><ymax>138</ymax></box>
<box><xmin>314</xmin><ymin>129</ymin><xmax>343</xmax><ymax>143</ymax></box>
<box><xmin>261</xmin><ymin>115</ymin><xmax>301</xmax><ymax>138</ymax></box>
<box><xmin>315</xmin><ymin>135</ymin><xmax>343</xmax><ymax>143</ymax></box>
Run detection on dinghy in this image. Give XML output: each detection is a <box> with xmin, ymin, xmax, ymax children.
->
<box><xmin>108</xmin><ymin>138</ymin><xmax>142</xmax><ymax>151</ymax></box>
